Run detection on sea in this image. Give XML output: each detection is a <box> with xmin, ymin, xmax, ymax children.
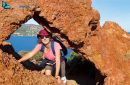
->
<box><xmin>6</xmin><ymin>35</ymin><xmax>38</xmax><ymax>52</ymax></box>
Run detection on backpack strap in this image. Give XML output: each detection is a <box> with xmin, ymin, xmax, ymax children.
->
<box><xmin>40</xmin><ymin>40</ymin><xmax>56</xmax><ymax>56</ymax></box>
<box><xmin>40</xmin><ymin>44</ymin><xmax>45</xmax><ymax>52</ymax></box>
<box><xmin>51</xmin><ymin>40</ymin><xmax>55</xmax><ymax>55</ymax></box>
<box><xmin>51</xmin><ymin>40</ymin><xmax>65</xmax><ymax>57</ymax></box>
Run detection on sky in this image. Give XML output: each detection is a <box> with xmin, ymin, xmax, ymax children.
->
<box><xmin>25</xmin><ymin>19</ymin><xmax>39</xmax><ymax>25</ymax></box>
<box><xmin>92</xmin><ymin>0</ymin><xmax>130</xmax><ymax>32</ymax></box>
<box><xmin>25</xmin><ymin>0</ymin><xmax>130</xmax><ymax>32</ymax></box>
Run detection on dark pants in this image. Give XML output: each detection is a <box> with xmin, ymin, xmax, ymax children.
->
<box><xmin>60</xmin><ymin>60</ymin><xmax>66</xmax><ymax>77</ymax></box>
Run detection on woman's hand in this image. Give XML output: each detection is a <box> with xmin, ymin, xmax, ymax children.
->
<box><xmin>55</xmin><ymin>76</ymin><xmax>61</xmax><ymax>83</ymax></box>
<box><xmin>55</xmin><ymin>75</ymin><xmax>60</xmax><ymax>79</ymax></box>
<box><xmin>18</xmin><ymin>59</ymin><xmax>22</xmax><ymax>63</ymax></box>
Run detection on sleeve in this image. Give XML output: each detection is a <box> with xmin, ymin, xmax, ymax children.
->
<box><xmin>34</xmin><ymin>43</ymin><xmax>42</xmax><ymax>51</ymax></box>
<box><xmin>54</xmin><ymin>42</ymin><xmax>62</xmax><ymax>51</ymax></box>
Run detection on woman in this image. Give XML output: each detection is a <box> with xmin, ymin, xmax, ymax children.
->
<box><xmin>18</xmin><ymin>28</ymin><xmax>62</xmax><ymax>82</ymax></box>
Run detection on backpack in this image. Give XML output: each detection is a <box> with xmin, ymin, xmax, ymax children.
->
<box><xmin>40</xmin><ymin>36</ymin><xmax>67</xmax><ymax>59</ymax></box>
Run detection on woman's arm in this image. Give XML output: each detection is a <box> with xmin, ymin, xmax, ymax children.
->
<box><xmin>55</xmin><ymin>48</ymin><xmax>61</xmax><ymax>78</ymax></box>
<box><xmin>18</xmin><ymin>44</ymin><xmax>41</xmax><ymax>63</ymax></box>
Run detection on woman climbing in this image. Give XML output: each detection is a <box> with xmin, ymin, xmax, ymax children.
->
<box><xmin>18</xmin><ymin>27</ymin><xmax>66</xmax><ymax>84</ymax></box>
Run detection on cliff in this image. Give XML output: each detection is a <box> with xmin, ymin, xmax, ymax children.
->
<box><xmin>0</xmin><ymin>0</ymin><xmax>130</xmax><ymax>85</ymax></box>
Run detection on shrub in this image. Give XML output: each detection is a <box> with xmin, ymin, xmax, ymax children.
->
<box><xmin>19</xmin><ymin>51</ymin><xmax>43</xmax><ymax>62</ymax></box>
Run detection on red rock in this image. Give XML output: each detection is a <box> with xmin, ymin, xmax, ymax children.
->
<box><xmin>0</xmin><ymin>0</ymin><xmax>130</xmax><ymax>85</ymax></box>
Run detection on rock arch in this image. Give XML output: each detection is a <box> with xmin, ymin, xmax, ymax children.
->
<box><xmin>0</xmin><ymin>0</ymin><xmax>130</xmax><ymax>85</ymax></box>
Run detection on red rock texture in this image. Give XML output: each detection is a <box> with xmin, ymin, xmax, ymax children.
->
<box><xmin>0</xmin><ymin>42</ymin><xmax>58</xmax><ymax>85</ymax></box>
<box><xmin>86</xmin><ymin>21</ymin><xmax>130</xmax><ymax>85</ymax></box>
<box><xmin>0</xmin><ymin>0</ymin><xmax>130</xmax><ymax>85</ymax></box>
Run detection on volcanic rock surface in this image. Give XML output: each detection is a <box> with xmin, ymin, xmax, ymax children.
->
<box><xmin>0</xmin><ymin>0</ymin><xmax>130</xmax><ymax>85</ymax></box>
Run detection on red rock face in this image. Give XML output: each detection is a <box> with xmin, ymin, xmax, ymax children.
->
<box><xmin>0</xmin><ymin>42</ymin><xmax>58</xmax><ymax>85</ymax></box>
<box><xmin>86</xmin><ymin>21</ymin><xmax>130</xmax><ymax>85</ymax></box>
<box><xmin>0</xmin><ymin>0</ymin><xmax>130</xmax><ymax>85</ymax></box>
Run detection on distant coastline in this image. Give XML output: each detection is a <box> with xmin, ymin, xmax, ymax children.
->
<box><xmin>13</xmin><ymin>24</ymin><xmax>42</xmax><ymax>36</ymax></box>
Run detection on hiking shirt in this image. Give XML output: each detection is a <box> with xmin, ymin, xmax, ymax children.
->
<box><xmin>35</xmin><ymin>42</ymin><xmax>62</xmax><ymax>61</ymax></box>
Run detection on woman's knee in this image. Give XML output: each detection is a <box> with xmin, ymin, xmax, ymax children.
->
<box><xmin>45</xmin><ymin>70</ymin><xmax>51</xmax><ymax>75</ymax></box>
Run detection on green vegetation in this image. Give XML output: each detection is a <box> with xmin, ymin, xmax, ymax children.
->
<box><xmin>19</xmin><ymin>51</ymin><xmax>43</xmax><ymax>62</ymax></box>
<box><xmin>67</xmin><ymin>52</ymin><xmax>81</xmax><ymax>62</ymax></box>
<box><xmin>71</xmin><ymin>52</ymin><xmax>81</xmax><ymax>57</ymax></box>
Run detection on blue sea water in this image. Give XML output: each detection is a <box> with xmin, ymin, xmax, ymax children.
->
<box><xmin>6</xmin><ymin>35</ymin><xmax>38</xmax><ymax>52</ymax></box>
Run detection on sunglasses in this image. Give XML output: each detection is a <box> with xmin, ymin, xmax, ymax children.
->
<box><xmin>38</xmin><ymin>35</ymin><xmax>50</xmax><ymax>39</ymax></box>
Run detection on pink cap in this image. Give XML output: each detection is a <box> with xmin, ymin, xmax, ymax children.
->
<box><xmin>38</xmin><ymin>28</ymin><xmax>49</xmax><ymax>36</ymax></box>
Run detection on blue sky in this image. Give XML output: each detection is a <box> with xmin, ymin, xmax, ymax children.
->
<box><xmin>92</xmin><ymin>0</ymin><xmax>130</xmax><ymax>32</ymax></box>
<box><xmin>25</xmin><ymin>0</ymin><xmax>130</xmax><ymax>32</ymax></box>
<box><xmin>25</xmin><ymin>19</ymin><xmax>39</xmax><ymax>25</ymax></box>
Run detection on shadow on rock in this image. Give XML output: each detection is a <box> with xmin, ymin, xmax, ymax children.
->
<box><xmin>66</xmin><ymin>58</ymin><xmax>106</xmax><ymax>85</ymax></box>
<box><xmin>0</xmin><ymin>43</ymin><xmax>41</xmax><ymax>71</ymax></box>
